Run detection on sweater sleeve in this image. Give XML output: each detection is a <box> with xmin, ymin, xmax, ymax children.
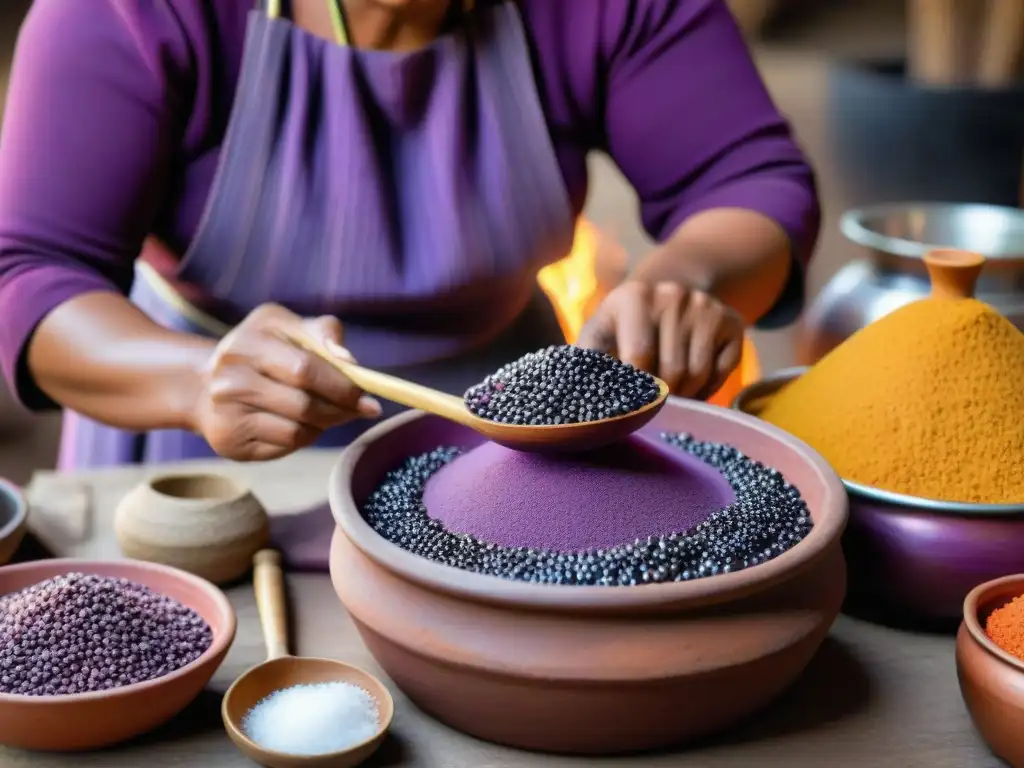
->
<box><xmin>598</xmin><ymin>0</ymin><xmax>820</xmax><ymax>328</ymax></box>
<box><xmin>0</xmin><ymin>0</ymin><xmax>192</xmax><ymax>409</ymax></box>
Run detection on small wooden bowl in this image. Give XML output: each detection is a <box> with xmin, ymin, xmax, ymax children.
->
<box><xmin>0</xmin><ymin>558</ymin><xmax>236</xmax><ymax>751</ymax></box>
<box><xmin>223</xmin><ymin>657</ymin><xmax>393</xmax><ymax>768</ymax></box>
<box><xmin>957</xmin><ymin>575</ymin><xmax>1024</xmax><ymax>767</ymax></box>
<box><xmin>115</xmin><ymin>473</ymin><xmax>270</xmax><ymax>585</ymax></box>
<box><xmin>0</xmin><ymin>479</ymin><xmax>27</xmax><ymax>566</ymax></box>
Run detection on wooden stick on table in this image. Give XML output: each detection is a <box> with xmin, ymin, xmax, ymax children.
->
<box><xmin>977</xmin><ymin>0</ymin><xmax>1024</xmax><ymax>87</ymax></box>
<box><xmin>908</xmin><ymin>0</ymin><xmax>982</xmax><ymax>85</ymax></box>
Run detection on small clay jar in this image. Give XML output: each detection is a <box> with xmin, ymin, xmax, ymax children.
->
<box><xmin>115</xmin><ymin>473</ymin><xmax>269</xmax><ymax>585</ymax></box>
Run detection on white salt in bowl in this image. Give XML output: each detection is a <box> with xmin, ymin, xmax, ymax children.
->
<box><xmin>222</xmin><ymin>656</ymin><xmax>393</xmax><ymax>768</ymax></box>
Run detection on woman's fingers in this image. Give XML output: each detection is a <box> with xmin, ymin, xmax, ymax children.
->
<box><xmin>612</xmin><ymin>285</ymin><xmax>656</xmax><ymax>371</ymax></box>
<box><xmin>654</xmin><ymin>283</ymin><xmax>688</xmax><ymax>391</ymax></box>
<box><xmin>251</xmin><ymin>334</ymin><xmax>371</xmax><ymax>413</ymax></box>
<box><xmin>678</xmin><ymin>295</ymin><xmax>718</xmax><ymax>398</ymax></box>
<box><xmin>209</xmin><ymin>366</ymin><xmax>353</xmax><ymax>429</ymax></box>
<box><xmin>245</xmin><ymin>411</ymin><xmax>320</xmax><ymax>450</ymax></box>
<box><xmin>579</xmin><ymin>281</ymin><xmax>656</xmax><ymax>371</ymax></box>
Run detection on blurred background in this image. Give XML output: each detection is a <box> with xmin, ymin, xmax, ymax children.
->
<box><xmin>0</xmin><ymin>0</ymin><xmax>1017</xmax><ymax>483</ymax></box>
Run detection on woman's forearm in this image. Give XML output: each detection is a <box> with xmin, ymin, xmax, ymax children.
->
<box><xmin>630</xmin><ymin>207</ymin><xmax>792</xmax><ymax>325</ymax></box>
<box><xmin>26</xmin><ymin>291</ymin><xmax>214</xmax><ymax>432</ymax></box>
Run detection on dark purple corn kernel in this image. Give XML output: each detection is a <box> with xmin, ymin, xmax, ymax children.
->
<box><xmin>0</xmin><ymin>573</ymin><xmax>213</xmax><ymax>696</ymax></box>
<box><xmin>360</xmin><ymin>434</ymin><xmax>813</xmax><ymax>586</ymax></box>
<box><xmin>464</xmin><ymin>345</ymin><xmax>661</xmax><ymax>426</ymax></box>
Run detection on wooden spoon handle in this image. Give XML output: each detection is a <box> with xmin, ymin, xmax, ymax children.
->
<box><xmin>253</xmin><ymin>549</ymin><xmax>290</xmax><ymax>661</ymax></box>
<box><xmin>923</xmin><ymin>249</ymin><xmax>986</xmax><ymax>299</ymax></box>
<box><xmin>977</xmin><ymin>0</ymin><xmax>1024</xmax><ymax>86</ymax></box>
<box><xmin>283</xmin><ymin>330</ymin><xmax>476</xmax><ymax>427</ymax></box>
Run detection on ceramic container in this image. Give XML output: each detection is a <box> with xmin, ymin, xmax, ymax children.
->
<box><xmin>0</xmin><ymin>479</ymin><xmax>27</xmax><ymax>566</ymax></box>
<box><xmin>0</xmin><ymin>558</ymin><xmax>235</xmax><ymax>751</ymax></box>
<box><xmin>828</xmin><ymin>59</ymin><xmax>1024</xmax><ymax>208</ymax></box>
<box><xmin>115</xmin><ymin>473</ymin><xmax>269</xmax><ymax>584</ymax></box>
<box><xmin>957</xmin><ymin>574</ymin><xmax>1024</xmax><ymax>767</ymax></box>
<box><xmin>328</xmin><ymin>399</ymin><xmax>848</xmax><ymax>755</ymax></box>
<box><xmin>734</xmin><ymin>369</ymin><xmax>1024</xmax><ymax>621</ymax></box>
<box><xmin>799</xmin><ymin>203</ymin><xmax>1024</xmax><ymax>364</ymax></box>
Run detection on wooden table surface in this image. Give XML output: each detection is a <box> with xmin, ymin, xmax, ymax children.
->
<box><xmin>1</xmin><ymin>450</ymin><xmax>1002</xmax><ymax>767</ymax></box>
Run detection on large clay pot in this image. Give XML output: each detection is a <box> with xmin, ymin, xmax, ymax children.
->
<box><xmin>328</xmin><ymin>399</ymin><xmax>848</xmax><ymax>755</ymax></box>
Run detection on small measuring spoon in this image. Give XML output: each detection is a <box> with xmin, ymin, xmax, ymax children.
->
<box><xmin>222</xmin><ymin>550</ymin><xmax>393</xmax><ymax>768</ymax></box>
<box><xmin>286</xmin><ymin>332</ymin><xmax>670</xmax><ymax>453</ymax></box>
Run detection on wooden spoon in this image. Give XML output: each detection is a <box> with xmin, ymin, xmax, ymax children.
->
<box><xmin>222</xmin><ymin>550</ymin><xmax>393</xmax><ymax>768</ymax></box>
<box><xmin>923</xmin><ymin>248</ymin><xmax>986</xmax><ymax>299</ymax></box>
<box><xmin>284</xmin><ymin>332</ymin><xmax>669</xmax><ymax>453</ymax></box>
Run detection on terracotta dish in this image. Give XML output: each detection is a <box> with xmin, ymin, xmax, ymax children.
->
<box><xmin>0</xmin><ymin>558</ymin><xmax>235</xmax><ymax>752</ymax></box>
<box><xmin>328</xmin><ymin>399</ymin><xmax>848</xmax><ymax>755</ymax></box>
<box><xmin>115</xmin><ymin>472</ymin><xmax>270</xmax><ymax>584</ymax></box>
<box><xmin>0</xmin><ymin>479</ymin><xmax>27</xmax><ymax>566</ymax></box>
<box><xmin>734</xmin><ymin>368</ymin><xmax>1024</xmax><ymax>621</ymax></box>
<box><xmin>957</xmin><ymin>574</ymin><xmax>1024</xmax><ymax>767</ymax></box>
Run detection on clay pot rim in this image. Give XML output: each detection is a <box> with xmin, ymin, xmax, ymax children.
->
<box><xmin>0</xmin><ymin>478</ymin><xmax>27</xmax><ymax>542</ymax></box>
<box><xmin>732</xmin><ymin>368</ymin><xmax>1024</xmax><ymax>515</ymax></box>
<box><xmin>962</xmin><ymin>574</ymin><xmax>1024</xmax><ymax>675</ymax></box>
<box><xmin>331</xmin><ymin>400</ymin><xmax>847</xmax><ymax>614</ymax></box>
<box><xmin>0</xmin><ymin>558</ymin><xmax>237</xmax><ymax>705</ymax></box>
<box><xmin>144</xmin><ymin>472</ymin><xmax>253</xmax><ymax>505</ymax></box>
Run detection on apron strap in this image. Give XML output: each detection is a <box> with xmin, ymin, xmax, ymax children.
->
<box><xmin>263</xmin><ymin>0</ymin><xmax>476</xmax><ymax>46</ymax></box>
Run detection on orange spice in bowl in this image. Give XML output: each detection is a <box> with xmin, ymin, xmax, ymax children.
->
<box><xmin>986</xmin><ymin>594</ymin><xmax>1024</xmax><ymax>661</ymax></box>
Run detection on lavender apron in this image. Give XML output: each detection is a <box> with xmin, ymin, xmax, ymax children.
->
<box><xmin>59</xmin><ymin>0</ymin><xmax>575</xmax><ymax>472</ymax></box>
<box><xmin>58</xmin><ymin>0</ymin><xmax>575</xmax><ymax>568</ymax></box>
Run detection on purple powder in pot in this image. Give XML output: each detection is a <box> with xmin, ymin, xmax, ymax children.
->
<box><xmin>0</xmin><ymin>573</ymin><xmax>213</xmax><ymax>696</ymax></box>
<box><xmin>422</xmin><ymin>436</ymin><xmax>734</xmax><ymax>551</ymax></box>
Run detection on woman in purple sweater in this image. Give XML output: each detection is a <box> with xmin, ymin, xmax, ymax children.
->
<box><xmin>0</xmin><ymin>0</ymin><xmax>818</xmax><ymax>470</ymax></box>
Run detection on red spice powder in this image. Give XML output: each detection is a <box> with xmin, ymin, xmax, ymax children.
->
<box><xmin>985</xmin><ymin>595</ymin><xmax>1024</xmax><ymax>661</ymax></box>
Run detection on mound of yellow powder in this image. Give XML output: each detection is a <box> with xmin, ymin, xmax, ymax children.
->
<box><xmin>761</xmin><ymin>298</ymin><xmax>1024</xmax><ymax>504</ymax></box>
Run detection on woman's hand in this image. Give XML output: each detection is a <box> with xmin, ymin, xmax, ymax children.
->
<box><xmin>192</xmin><ymin>304</ymin><xmax>381</xmax><ymax>462</ymax></box>
<box><xmin>578</xmin><ymin>280</ymin><xmax>744</xmax><ymax>401</ymax></box>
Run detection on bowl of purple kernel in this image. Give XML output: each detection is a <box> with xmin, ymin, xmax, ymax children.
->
<box><xmin>0</xmin><ymin>558</ymin><xmax>235</xmax><ymax>752</ymax></box>
<box><xmin>328</xmin><ymin>396</ymin><xmax>849</xmax><ymax>755</ymax></box>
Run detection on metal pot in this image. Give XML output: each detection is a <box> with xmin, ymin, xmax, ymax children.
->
<box><xmin>733</xmin><ymin>369</ymin><xmax>1024</xmax><ymax>622</ymax></box>
<box><xmin>798</xmin><ymin>203</ymin><xmax>1024</xmax><ymax>364</ymax></box>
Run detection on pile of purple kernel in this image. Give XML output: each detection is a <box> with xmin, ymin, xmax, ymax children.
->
<box><xmin>0</xmin><ymin>573</ymin><xmax>213</xmax><ymax>696</ymax></box>
<box><xmin>464</xmin><ymin>345</ymin><xmax>661</xmax><ymax>425</ymax></box>
<box><xmin>361</xmin><ymin>433</ymin><xmax>813</xmax><ymax>586</ymax></box>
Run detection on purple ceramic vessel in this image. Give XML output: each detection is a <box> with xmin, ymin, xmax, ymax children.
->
<box><xmin>734</xmin><ymin>367</ymin><xmax>1024</xmax><ymax>621</ymax></box>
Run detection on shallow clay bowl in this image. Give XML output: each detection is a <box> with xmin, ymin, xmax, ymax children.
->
<box><xmin>0</xmin><ymin>558</ymin><xmax>235</xmax><ymax>752</ymax></box>
<box><xmin>957</xmin><ymin>574</ymin><xmax>1024</xmax><ymax>767</ymax></box>
<box><xmin>734</xmin><ymin>368</ymin><xmax>1024</xmax><ymax>621</ymax></box>
<box><xmin>328</xmin><ymin>398</ymin><xmax>848</xmax><ymax>755</ymax></box>
<box><xmin>0</xmin><ymin>479</ymin><xmax>28</xmax><ymax>566</ymax></box>
<box><xmin>223</xmin><ymin>657</ymin><xmax>394</xmax><ymax>768</ymax></box>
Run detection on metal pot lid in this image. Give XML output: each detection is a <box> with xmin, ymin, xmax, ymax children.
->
<box><xmin>841</xmin><ymin>203</ymin><xmax>1024</xmax><ymax>262</ymax></box>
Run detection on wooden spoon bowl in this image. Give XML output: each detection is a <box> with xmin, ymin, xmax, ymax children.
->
<box><xmin>223</xmin><ymin>657</ymin><xmax>393</xmax><ymax>768</ymax></box>
<box><xmin>221</xmin><ymin>550</ymin><xmax>393</xmax><ymax>768</ymax></box>
<box><xmin>288</xmin><ymin>333</ymin><xmax>670</xmax><ymax>453</ymax></box>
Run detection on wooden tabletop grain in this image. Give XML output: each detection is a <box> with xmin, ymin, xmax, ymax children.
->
<box><xmin>0</xmin><ymin>449</ymin><xmax>1001</xmax><ymax>768</ymax></box>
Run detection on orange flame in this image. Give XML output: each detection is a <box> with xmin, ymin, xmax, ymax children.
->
<box><xmin>538</xmin><ymin>219</ymin><xmax>760</xmax><ymax>407</ymax></box>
